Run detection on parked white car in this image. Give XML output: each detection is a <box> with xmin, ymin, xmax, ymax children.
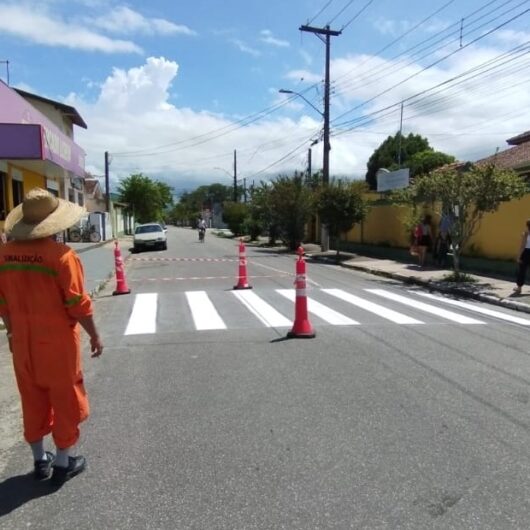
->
<box><xmin>133</xmin><ymin>223</ymin><xmax>167</xmax><ymax>252</ymax></box>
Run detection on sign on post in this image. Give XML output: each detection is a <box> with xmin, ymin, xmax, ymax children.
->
<box><xmin>376</xmin><ymin>168</ymin><xmax>410</xmax><ymax>192</ymax></box>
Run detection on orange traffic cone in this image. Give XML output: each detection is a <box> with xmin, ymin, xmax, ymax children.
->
<box><xmin>112</xmin><ymin>240</ymin><xmax>131</xmax><ymax>295</ymax></box>
<box><xmin>233</xmin><ymin>238</ymin><xmax>252</xmax><ymax>290</ymax></box>
<box><xmin>287</xmin><ymin>246</ymin><xmax>315</xmax><ymax>338</ymax></box>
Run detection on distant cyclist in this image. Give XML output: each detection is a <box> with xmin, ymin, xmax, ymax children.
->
<box><xmin>198</xmin><ymin>218</ymin><xmax>206</xmax><ymax>242</ymax></box>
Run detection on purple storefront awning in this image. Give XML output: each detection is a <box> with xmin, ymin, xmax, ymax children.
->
<box><xmin>0</xmin><ymin>123</ymin><xmax>43</xmax><ymax>159</ymax></box>
<box><xmin>0</xmin><ymin>81</ymin><xmax>85</xmax><ymax>177</ymax></box>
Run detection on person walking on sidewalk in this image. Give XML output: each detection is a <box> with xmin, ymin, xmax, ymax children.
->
<box><xmin>0</xmin><ymin>188</ymin><xmax>103</xmax><ymax>486</ymax></box>
<box><xmin>415</xmin><ymin>215</ymin><xmax>433</xmax><ymax>268</ymax></box>
<box><xmin>513</xmin><ymin>219</ymin><xmax>530</xmax><ymax>295</ymax></box>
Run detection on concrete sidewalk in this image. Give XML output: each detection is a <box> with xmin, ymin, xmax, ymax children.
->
<box><xmin>303</xmin><ymin>245</ymin><xmax>530</xmax><ymax>315</ymax></box>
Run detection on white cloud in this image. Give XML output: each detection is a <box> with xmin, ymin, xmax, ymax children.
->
<box><xmin>373</xmin><ymin>17</ymin><xmax>412</xmax><ymax>37</ymax></box>
<box><xmin>67</xmin><ymin>37</ymin><xmax>530</xmax><ymax>191</ymax></box>
<box><xmin>69</xmin><ymin>57</ymin><xmax>322</xmax><ymax>189</ymax></box>
<box><xmin>328</xmin><ymin>44</ymin><xmax>530</xmax><ymax>173</ymax></box>
<box><xmin>493</xmin><ymin>29</ymin><xmax>530</xmax><ymax>47</ymax></box>
<box><xmin>91</xmin><ymin>6</ymin><xmax>196</xmax><ymax>36</ymax></box>
<box><xmin>230</xmin><ymin>39</ymin><xmax>261</xmax><ymax>57</ymax></box>
<box><xmin>0</xmin><ymin>3</ymin><xmax>142</xmax><ymax>53</ymax></box>
<box><xmin>260</xmin><ymin>29</ymin><xmax>290</xmax><ymax>48</ymax></box>
<box><xmin>373</xmin><ymin>17</ymin><xmax>448</xmax><ymax>37</ymax></box>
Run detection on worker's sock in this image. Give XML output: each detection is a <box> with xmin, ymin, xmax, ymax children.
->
<box><xmin>55</xmin><ymin>447</ymin><xmax>71</xmax><ymax>468</ymax></box>
<box><xmin>30</xmin><ymin>440</ymin><xmax>46</xmax><ymax>462</ymax></box>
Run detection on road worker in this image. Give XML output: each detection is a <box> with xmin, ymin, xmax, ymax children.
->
<box><xmin>0</xmin><ymin>188</ymin><xmax>103</xmax><ymax>486</ymax></box>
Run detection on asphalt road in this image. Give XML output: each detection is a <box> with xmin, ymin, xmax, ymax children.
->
<box><xmin>1</xmin><ymin>227</ymin><xmax>530</xmax><ymax>529</ymax></box>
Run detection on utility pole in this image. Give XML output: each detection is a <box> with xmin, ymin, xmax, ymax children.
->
<box><xmin>307</xmin><ymin>148</ymin><xmax>312</xmax><ymax>185</ymax></box>
<box><xmin>243</xmin><ymin>178</ymin><xmax>247</xmax><ymax>203</ymax></box>
<box><xmin>397</xmin><ymin>101</ymin><xmax>404</xmax><ymax>166</ymax></box>
<box><xmin>104</xmin><ymin>151</ymin><xmax>110</xmax><ymax>213</ymax></box>
<box><xmin>233</xmin><ymin>149</ymin><xmax>238</xmax><ymax>202</ymax></box>
<box><xmin>299</xmin><ymin>24</ymin><xmax>341</xmax><ymax>251</ymax></box>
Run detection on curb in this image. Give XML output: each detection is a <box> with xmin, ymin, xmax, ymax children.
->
<box><xmin>308</xmin><ymin>255</ymin><xmax>530</xmax><ymax>316</ymax></box>
<box><xmin>71</xmin><ymin>240</ymin><xmax>109</xmax><ymax>254</ymax></box>
<box><xmin>89</xmin><ymin>248</ymin><xmax>133</xmax><ymax>299</ymax></box>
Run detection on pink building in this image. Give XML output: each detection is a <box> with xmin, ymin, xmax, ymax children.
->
<box><xmin>0</xmin><ymin>80</ymin><xmax>87</xmax><ymax>230</ymax></box>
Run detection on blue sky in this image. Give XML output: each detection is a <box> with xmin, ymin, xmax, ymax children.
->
<box><xmin>1</xmin><ymin>0</ymin><xmax>530</xmax><ymax>193</ymax></box>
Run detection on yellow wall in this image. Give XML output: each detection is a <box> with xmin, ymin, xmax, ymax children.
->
<box><xmin>344</xmin><ymin>193</ymin><xmax>530</xmax><ymax>260</ymax></box>
<box><xmin>0</xmin><ymin>164</ymin><xmax>46</xmax><ymax>233</ymax></box>
<box><xmin>21</xmin><ymin>168</ymin><xmax>46</xmax><ymax>195</ymax></box>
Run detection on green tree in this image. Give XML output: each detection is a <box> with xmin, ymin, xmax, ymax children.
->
<box><xmin>402</xmin><ymin>163</ymin><xmax>527</xmax><ymax>276</ymax></box>
<box><xmin>408</xmin><ymin>150</ymin><xmax>455</xmax><ymax>178</ymax></box>
<box><xmin>365</xmin><ymin>133</ymin><xmax>453</xmax><ymax>190</ymax></box>
<box><xmin>247</xmin><ymin>182</ymin><xmax>278</xmax><ymax>244</ymax></box>
<box><xmin>316</xmin><ymin>179</ymin><xmax>369</xmax><ymax>259</ymax></box>
<box><xmin>267</xmin><ymin>172</ymin><xmax>314</xmax><ymax>250</ymax></box>
<box><xmin>117</xmin><ymin>174</ymin><xmax>173</xmax><ymax>224</ymax></box>
<box><xmin>222</xmin><ymin>202</ymin><xmax>249</xmax><ymax>236</ymax></box>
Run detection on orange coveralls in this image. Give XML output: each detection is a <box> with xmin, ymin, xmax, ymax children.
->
<box><xmin>0</xmin><ymin>238</ymin><xmax>93</xmax><ymax>449</ymax></box>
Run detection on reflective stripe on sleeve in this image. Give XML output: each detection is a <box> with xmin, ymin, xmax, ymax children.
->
<box><xmin>65</xmin><ymin>294</ymin><xmax>83</xmax><ymax>307</ymax></box>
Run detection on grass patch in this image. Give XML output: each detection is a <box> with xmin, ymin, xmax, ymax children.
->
<box><xmin>442</xmin><ymin>271</ymin><xmax>478</xmax><ymax>283</ymax></box>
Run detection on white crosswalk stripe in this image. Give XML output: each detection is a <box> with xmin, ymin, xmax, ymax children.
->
<box><xmin>412</xmin><ymin>291</ymin><xmax>530</xmax><ymax>326</ymax></box>
<box><xmin>186</xmin><ymin>291</ymin><xmax>226</xmax><ymax>330</ymax></box>
<box><xmin>276</xmin><ymin>289</ymin><xmax>359</xmax><ymax>325</ymax></box>
<box><xmin>366</xmin><ymin>289</ymin><xmax>484</xmax><ymax>324</ymax></box>
<box><xmin>125</xmin><ymin>293</ymin><xmax>158</xmax><ymax>335</ymax></box>
<box><xmin>322</xmin><ymin>288</ymin><xmax>423</xmax><ymax>324</ymax></box>
<box><xmin>122</xmin><ymin>288</ymin><xmax>528</xmax><ymax>335</ymax></box>
<box><xmin>232</xmin><ymin>289</ymin><xmax>291</xmax><ymax>328</ymax></box>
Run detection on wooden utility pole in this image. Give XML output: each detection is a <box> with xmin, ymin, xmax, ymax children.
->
<box><xmin>299</xmin><ymin>25</ymin><xmax>341</xmax><ymax>186</ymax></box>
<box><xmin>307</xmin><ymin>148</ymin><xmax>312</xmax><ymax>184</ymax></box>
<box><xmin>299</xmin><ymin>24</ymin><xmax>341</xmax><ymax>250</ymax></box>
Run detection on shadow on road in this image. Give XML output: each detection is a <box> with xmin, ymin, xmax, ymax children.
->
<box><xmin>0</xmin><ymin>473</ymin><xmax>60</xmax><ymax>516</ymax></box>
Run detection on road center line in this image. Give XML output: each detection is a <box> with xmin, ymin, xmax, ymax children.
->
<box><xmin>249</xmin><ymin>260</ymin><xmax>320</xmax><ymax>287</ymax></box>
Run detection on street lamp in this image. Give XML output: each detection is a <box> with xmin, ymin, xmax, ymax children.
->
<box><xmin>278</xmin><ymin>89</ymin><xmax>324</xmax><ymax>118</ymax></box>
<box><xmin>279</xmin><ymin>88</ymin><xmax>330</xmax><ymax>251</ymax></box>
<box><xmin>213</xmin><ymin>166</ymin><xmax>245</xmax><ymax>202</ymax></box>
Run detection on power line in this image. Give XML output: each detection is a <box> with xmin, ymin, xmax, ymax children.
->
<box><xmin>341</xmin><ymin>0</ymin><xmax>377</xmax><ymax>31</ymax></box>
<box><xmin>332</xmin><ymin>0</ymin><xmax>523</xmax><ymax>97</ymax></box>
<box><xmin>328</xmin><ymin>0</ymin><xmax>358</xmax><ymax>25</ymax></box>
<box><xmin>333</xmin><ymin>0</ymin><xmax>528</xmax><ymax>102</ymax></box>
<box><xmin>112</xmin><ymin>87</ymin><xmax>317</xmax><ymax>157</ymax></box>
<box><xmin>307</xmin><ymin>0</ymin><xmax>336</xmax><ymax>25</ymax></box>
<box><xmin>332</xmin><ymin>5</ymin><xmax>530</xmax><ymax>127</ymax></box>
<box><xmin>331</xmin><ymin>40</ymin><xmax>530</xmax><ymax>135</ymax></box>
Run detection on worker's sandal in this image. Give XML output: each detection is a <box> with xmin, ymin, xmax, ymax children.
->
<box><xmin>34</xmin><ymin>451</ymin><xmax>55</xmax><ymax>480</ymax></box>
<box><xmin>51</xmin><ymin>455</ymin><xmax>86</xmax><ymax>486</ymax></box>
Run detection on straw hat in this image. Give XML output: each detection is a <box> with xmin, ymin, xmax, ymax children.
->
<box><xmin>5</xmin><ymin>187</ymin><xmax>86</xmax><ymax>240</ymax></box>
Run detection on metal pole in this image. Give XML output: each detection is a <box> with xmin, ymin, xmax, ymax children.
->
<box><xmin>233</xmin><ymin>149</ymin><xmax>238</xmax><ymax>202</ymax></box>
<box><xmin>398</xmin><ymin>101</ymin><xmax>404</xmax><ymax>166</ymax></box>
<box><xmin>104</xmin><ymin>151</ymin><xmax>110</xmax><ymax>213</ymax></box>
